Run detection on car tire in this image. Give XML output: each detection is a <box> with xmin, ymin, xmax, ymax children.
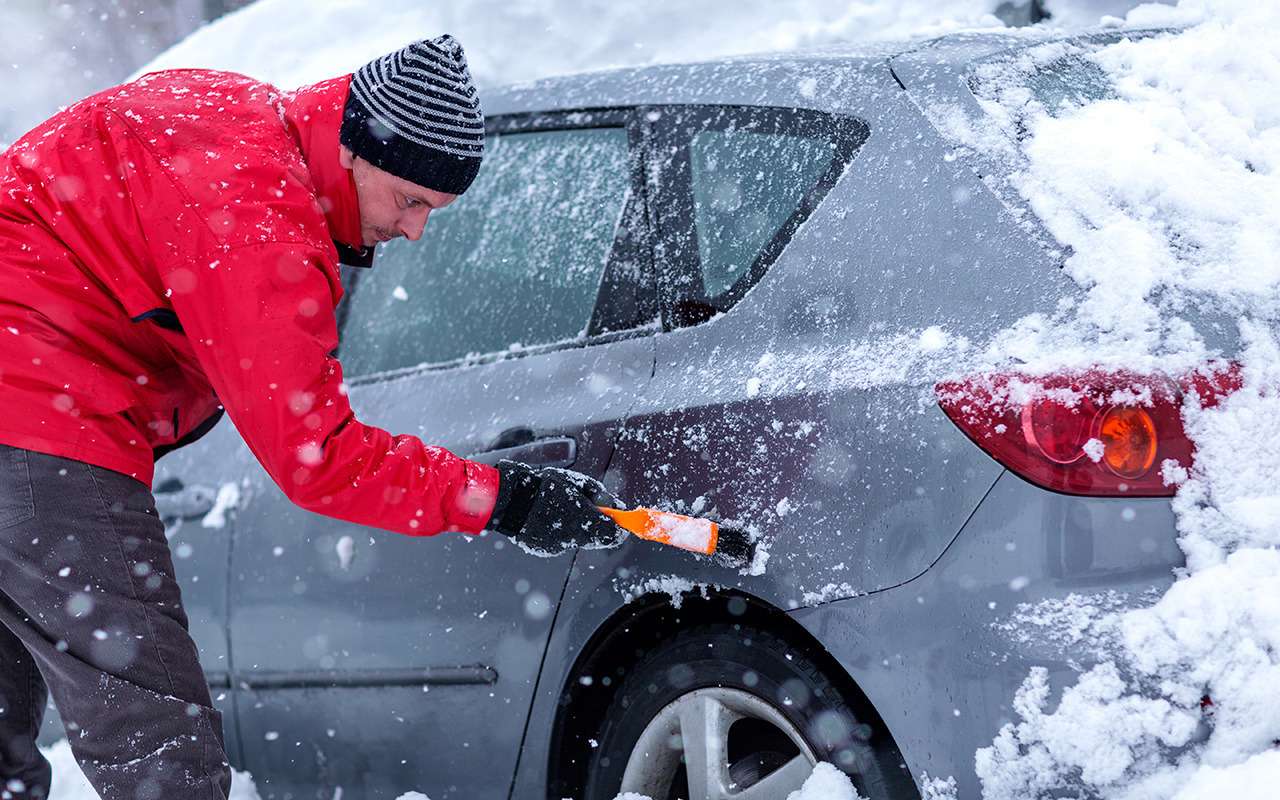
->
<box><xmin>582</xmin><ymin>624</ymin><xmax>904</xmax><ymax>800</ymax></box>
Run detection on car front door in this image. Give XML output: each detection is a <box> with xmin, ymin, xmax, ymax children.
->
<box><xmin>228</xmin><ymin>112</ymin><xmax>656</xmax><ymax>800</ymax></box>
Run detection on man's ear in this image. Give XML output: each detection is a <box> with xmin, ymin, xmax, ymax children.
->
<box><xmin>338</xmin><ymin>145</ymin><xmax>355</xmax><ymax>170</ymax></box>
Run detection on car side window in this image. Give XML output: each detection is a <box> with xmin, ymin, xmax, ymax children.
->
<box><xmin>690</xmin><ymin>130</ymin><xmax>836</xmax><ymax>298</ymax></box>
<box><xmin>340</xmin><ymin>126</ymin><xmax>633</xmax><ymax>376</ymax></box>
<box><xmin>649</xmin><ymin>106</ymin><xmax>868</xmax><ymax>327</ymax></box>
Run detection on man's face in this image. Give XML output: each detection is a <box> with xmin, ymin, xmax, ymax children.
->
<box><xmin>339</xmin><ymin>145</ymin><xmax>458</xmax><ymax>247</ymax></box>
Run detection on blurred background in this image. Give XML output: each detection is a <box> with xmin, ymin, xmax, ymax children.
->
<box><xmin>0</xmin><ymin>0</ymin><xmax>251</xmax><ymax>144</ymax></box>
<box><xmin>0</xmin><ymin>0</ymin><xmax>1149</xmax><ymax>148</ymax></box>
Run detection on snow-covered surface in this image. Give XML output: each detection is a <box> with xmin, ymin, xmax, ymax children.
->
<box><xmin>140</xmin><ymin>0</ymin><xmax>1013</xmax><ymax>90</ymax></box>
<box><xmin>616</xmin><ymin>573</ymin><xmax>715</xmax><ymax>609</ymax></box>
<box><xmin>201</xmin><ymin>480</ymin><xmax>241</xmax><ymax>528</ymax></box>
<box><xmin>914</xmin><ymin>0</ymin><xmax>1280</xmax><ymax>797</ymax></box>
<box><xmin>135</xmin><ymin>0</ymin><xmax>1181</xmax><ymax>92</ymax></box>
<box><xmin>40</xmin><ymin>740</ymin><xmax>261</xmax><ymax>800</ymax></box>
<box><xmin>654</xmin><ymin>512</ymin><xmax>717</xmax><ymax>554</ymax></box>
<box><xmin>783</xmin><ymin>762</ymin><xmax>868</xmax><ymax>800</ymax></box>
<box><xmin>610</xmin><ymin>760</ymin><xmax>866</xmax><ymax>800</ymax></box>
<box><xmin>40</xmin><ymin>738</ymin><xmax>429</xmax><ymax>800</ymax></box>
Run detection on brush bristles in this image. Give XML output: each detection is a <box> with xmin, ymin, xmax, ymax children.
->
<box><xmin>714</xmin><ymin>526</ymin><xmax>755</xmax><ymax>566</ymax></box>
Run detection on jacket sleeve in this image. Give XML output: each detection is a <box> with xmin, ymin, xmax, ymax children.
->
<box><xmin>162</xmin><ymin>240</ymin><xmax>499</xmax><ymax>536</ymax></box>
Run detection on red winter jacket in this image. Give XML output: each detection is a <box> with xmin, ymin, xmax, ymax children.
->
<box><xmin>0</xmin><ymin>69</ymin><xmax>498</xmax><ymax>536</ymax></box>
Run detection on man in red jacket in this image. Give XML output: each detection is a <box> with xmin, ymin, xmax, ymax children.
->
<box><xmin>0</xmin><ymin>35</ymin><xmax>621</xmax><ymax>799</ymax></box>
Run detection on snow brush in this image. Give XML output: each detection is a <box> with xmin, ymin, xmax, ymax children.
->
<box><xmin>597</xmin><ymin>506</ymin><xmax>755</xmax><ymax>567</ymax></box>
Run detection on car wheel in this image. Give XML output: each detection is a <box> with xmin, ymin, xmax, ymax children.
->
<box><xmin>582</xmin><ymin>624</ymin><xmax>902</xmax><ymax>800</ymax></box>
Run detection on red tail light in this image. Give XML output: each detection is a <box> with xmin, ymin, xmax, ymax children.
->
<box><xmin>935</xmin><ymin>365</ymin><xmax>1240</xmax><ymax>497</ymax></box>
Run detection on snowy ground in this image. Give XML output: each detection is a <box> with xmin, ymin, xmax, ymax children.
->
<box><xmin>39</xmin><ymin>740</ymin><xmax>261</xmax><ymax>800</ymax></box>
<box><xmin>30</xmin><ymin>0</ymin><xmax>1280</xmax><ymax>797</ymax></box>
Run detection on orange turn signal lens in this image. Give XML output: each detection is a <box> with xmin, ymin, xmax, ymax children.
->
<box><xmin>1098</xmin><ymin>406</ymin><xmax>1158</xmax><ymax>479</ymax></box>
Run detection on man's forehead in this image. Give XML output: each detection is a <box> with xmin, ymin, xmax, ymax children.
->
<box><xmin>391</xmin><ymin>173</ymin><xmax>446</xmax><ymax>199</ymax></box>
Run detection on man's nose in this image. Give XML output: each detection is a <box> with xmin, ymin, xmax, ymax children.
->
<box><xmin>400</xmin><ymin>208</ymin><xmax>431</xmax><ymax>241</ymax></box>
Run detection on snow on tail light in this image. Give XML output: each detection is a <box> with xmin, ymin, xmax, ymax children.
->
<box><xmin>935</xmin><ymin>365</ymin><xmax>1241</xmax><ymax>497</ymax></box>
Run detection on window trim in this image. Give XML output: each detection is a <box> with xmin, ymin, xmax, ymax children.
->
<box><xmin>337</xmin><ymin>107</ymin><xmax>658</xmax><ymax>383</ymax></box>
<box><xmin>643</xmin><ymin>105</ymin><xmax>869</xmax><ymax>330</ymax></box>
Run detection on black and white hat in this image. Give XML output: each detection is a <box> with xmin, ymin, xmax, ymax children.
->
<box><xmin>340</xmin><ymin>35</ymin><xmax>485</xmax><ymax>195</ymax></box>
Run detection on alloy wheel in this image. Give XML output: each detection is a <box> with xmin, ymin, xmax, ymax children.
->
<box><xmin>619</xmin><ymin>687</ymin><xmax>818</xmax><ymax>800</ymax></box>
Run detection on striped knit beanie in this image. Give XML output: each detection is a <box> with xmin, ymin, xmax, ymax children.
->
<box><xmin>340</xmin><ymin>35</ymin><xmax>485</xmax><ymax>195</ymax></box>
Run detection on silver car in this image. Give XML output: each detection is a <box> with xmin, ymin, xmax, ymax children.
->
<box><xmin>57</xmin><ymin>26</ymin><xmax>1208</xmax><ymax>800</ymax></box>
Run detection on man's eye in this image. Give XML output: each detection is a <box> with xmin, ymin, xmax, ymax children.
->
<box><xmin>405</xmin><ymin>197</ymin><xmax>422</xmax><ymax>208</ymax></box>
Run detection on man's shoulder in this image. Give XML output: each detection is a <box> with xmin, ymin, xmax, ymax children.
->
<box><xmin>99</xmin><ymin>70</ymin><xmax>330</xmax><ymax>257</ymax></box>
<box><xmin>112</xmin><ymin>68</ymin><xmax>281</xmax><ymax>101</ymax></box>
<box><xmin>94</xmin><ymin>69</ymin><xmax>285</xmax><ymax>129</ymax></box>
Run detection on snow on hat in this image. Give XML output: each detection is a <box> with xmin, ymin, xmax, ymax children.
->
<box><xmin>340</xmin><ymin>34</ymin><xmax>485</xmax><ymax>195</ymax></box>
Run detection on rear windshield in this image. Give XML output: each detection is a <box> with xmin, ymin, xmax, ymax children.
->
<box><xmin>908</xmin><ymin>37</ymin><xmax>1133</xmax><ymax>251</ymax></box>
<box><xmin>968</xmin><ymin>40</ymin><xmax>1117</xmax><ymax>140</ymax></box>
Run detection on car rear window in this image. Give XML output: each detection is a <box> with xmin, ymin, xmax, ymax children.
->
<box><xmin>690</xmin><ymin>129</ymin><xmax>836</xmax><ymax>298</ymax></box>
<box><xmin>969</xmin><ymin>41</ymin><xmax>1118</xmax><ymax>138</ymax></box>
<box><xmin>650</xmin><ymin>106</ymin><xmax>868</xmax><ymax>325</ymax></box>
<box><xmin>906</xmin><ymin>37</ymin><xmax>1137</xmax><ymax>251</ymax></box>
<box><xmin>339</xmin><ymin>126</ymin><xmax>631</xmax><ymax>375</ymax></box>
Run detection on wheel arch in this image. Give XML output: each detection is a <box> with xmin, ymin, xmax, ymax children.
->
<box><xmin>545</xmin><ymin>587</ymin><xmax>918</xmax><ymax>799</ymax></box>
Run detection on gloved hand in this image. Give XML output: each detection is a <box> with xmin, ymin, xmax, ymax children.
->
<box><xmin>488</xmin><ymin>460</ymin><xmax>627</xmax><ymax>556</ymax></box>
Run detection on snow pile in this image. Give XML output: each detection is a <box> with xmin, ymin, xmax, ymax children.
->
<box><xmin>201</xmin><ymin>480</ymin><xmax>241</xmax><ymax>529</ymax></box>
<box><xmin>608</xmin><ymin>761</ymin><xmax>865</xmax><ymax>800</ymax></box>
<box><xmin>930</xmin><ymin>0</ymin><xmax>1280</xmax><ymax>797</ymax></box>
<box><xmin>41</xmin><ymin>739</ymin><xmax>261</xmax><ymax>800</ymax></box>
<box><xmin>615</xmin><ymin>573</ymin><xmax>714</xmax><ymax>608</ymax></box>
<box><xmin>133</xmin><ymin>0</ymin><xmax>1075</xmax><ymax>91</ymax></box>
<box><xmin>992</xmin><ymin>590</ymin><xmax>1143</xmax><ymax>664</ymax></box>
<box><xmin>784</xmin><ymin>761</ymin><xmax>868</xmax><ymax>799</ymax></box>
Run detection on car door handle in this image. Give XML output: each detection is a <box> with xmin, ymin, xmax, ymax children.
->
<box><xmin>153</xmin><ymin>477</ymin><xmax>218</xmax><ymax>522</ymax></box>
<box><xmin>468</xmin><ymin>436</ymin><xmax>577</xmax><ymax>468</ymax></box>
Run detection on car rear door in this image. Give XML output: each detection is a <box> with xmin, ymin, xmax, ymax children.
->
<box><xmin>227</xmin><ymin>110</ymin><xmax>656</xmax><ymax>800</ymax></box>
<box><xmin>604</xmin><ymin>101</ymin><xmax>1014</xmax><ymax>605</ymax></box>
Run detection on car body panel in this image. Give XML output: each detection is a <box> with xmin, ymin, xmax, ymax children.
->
<box><xmin>607</xmin><ymin>56</ymin><xmax>1075</xmax><ymax>605</ymax></box>
<box><xmin>787</xmin><ymin>470</ymin><xmax>1183</xmax><ymax>797</ymax></box>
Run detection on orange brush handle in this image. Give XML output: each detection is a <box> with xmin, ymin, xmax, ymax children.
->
<box><xmin>598</xmin><ymin>507</ymin><xmax>720</xmax><ymax>556</ymax></box>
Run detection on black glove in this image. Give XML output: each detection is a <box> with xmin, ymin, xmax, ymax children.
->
<box><xmin>488</xmin><ymin>460</ymin><xmax>627</xmax><ymax>556</ymax></box>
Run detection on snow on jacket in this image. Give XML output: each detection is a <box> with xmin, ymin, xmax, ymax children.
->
<box><xmin>0</xmin><ymin>69</ymin><xmax>498</xmax><ymax>535</ymax></box>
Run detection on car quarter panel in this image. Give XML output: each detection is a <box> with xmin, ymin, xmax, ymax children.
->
<box><xmin>787</xmin><ymin>471</ymin><xmax>1184</xmax><ymax>798</ymax></box>
<box><xmin>607</xmin><ymin>65</ymin><xmax>1077</xmax><ymax>608</ymax></box>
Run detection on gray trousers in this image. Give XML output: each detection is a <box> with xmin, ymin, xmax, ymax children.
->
<box><xmin>0</xmin><ymin>444</ymin><xmax>231</xmax><ymax>799</ymax></box>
